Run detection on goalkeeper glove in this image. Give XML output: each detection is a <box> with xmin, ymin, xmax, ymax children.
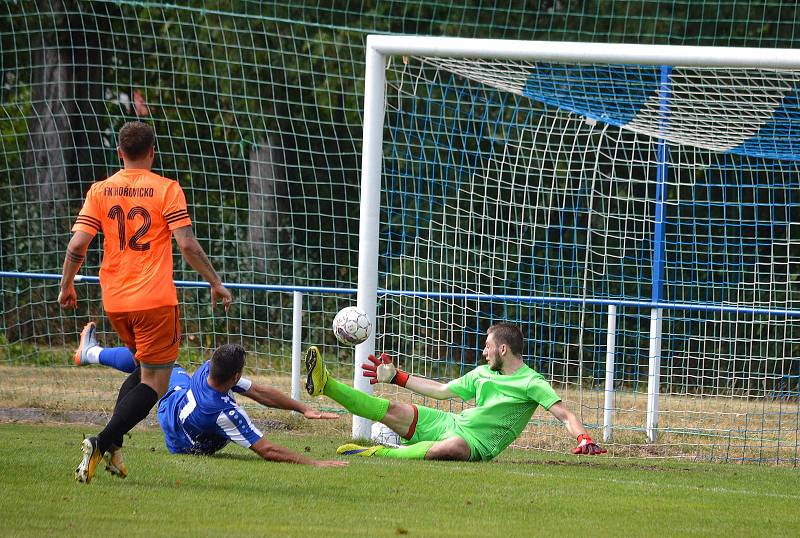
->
<box><xmin>573</xmin><ymin>433</ymin><xmax>606</xmax><ymax>455</ymax></box>
<box><xmin>362</xmin><ymin>353</ymin><xmax>410</xmax><ymax>387</ymax></box>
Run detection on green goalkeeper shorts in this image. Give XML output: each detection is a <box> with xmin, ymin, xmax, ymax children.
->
<box><xmin>404</xmin><ymin>405</ymin><xmax>483</xmax><ymax>461</ymax></box>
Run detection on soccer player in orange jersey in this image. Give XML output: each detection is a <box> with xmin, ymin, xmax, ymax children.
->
<box><xmin>58</xmin><ymin>121</ymin><xmax>232</xmax><ymax>483</ymax></box>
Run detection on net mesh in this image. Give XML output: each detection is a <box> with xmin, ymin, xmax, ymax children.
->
<box><xmin>1</xmin><ymin>1</ymin><xmax>800</xmax><ymax>463</ymax></box>
<box><xmin>375</xmin><ymin>56</ymin><xmax>800</xmax><ymax>463</ymax></box>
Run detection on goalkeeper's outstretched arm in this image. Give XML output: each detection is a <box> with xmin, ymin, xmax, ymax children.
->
<box><xmin>362</xmin><ymin>353</ymin><xmax>455</xmax><ymax>400</ymax></box>
<box><xmin>548</xmin><ymin>402</ymin><xmax>607</xmax><ymax>455</ymax></box>
<box><xmin>403</xmin><ymin>375</ymin><xmax>455</xmax><ymax>400</ymax></box>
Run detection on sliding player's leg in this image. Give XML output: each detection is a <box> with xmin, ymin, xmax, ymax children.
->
<box><xmin>306</xmin><ymin>346</ymin><xmax>393</xmax><ymax>423</ymax></box>
<box><xmin>337</xmin><ymin>437</ymin><xmax>470</xmax><ymax>460</ymax></box>
<box><xmin>337</xmin><ymin>440</ymin><xmax>435</xmax><ymax>458</ymax></box>
<box><xmin>421</xmin><ymin>436</ymin><xmax>472</xmax><ymax>460</ymax></box>
<box><xmin>305</xmin><ymin>346</ymin><xmax>472</xmax><ymax>461</ymax></box>
<box><xmin>306</xmin><ymin>346</ymin><xmax>426</xmax><ymax>435</ymax></box>
<box><xmin>306</xmin><ymin>346</ymin><xmax>433</xmax><ymax>437</ymax></box>
<box><xmin>73</xmin><ymin>321</ymin><xmax>137</xmax><ymax>373</ymax></box>
<box><xmin>337</xmin><ymin>404</ymin><xmax>472</xmax><ymax>460</ymax></box>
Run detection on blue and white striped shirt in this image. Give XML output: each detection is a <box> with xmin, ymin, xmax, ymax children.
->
<box><xmin>157</xmin><ymin>360</ymin><xmax>263</xmax><ymax>454</ymax></box>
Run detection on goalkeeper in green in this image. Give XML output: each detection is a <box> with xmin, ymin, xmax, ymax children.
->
<box><xmin>305</xmin><ymin>321</ymin><xmax>606</xmax><ymax>461</ymax></box>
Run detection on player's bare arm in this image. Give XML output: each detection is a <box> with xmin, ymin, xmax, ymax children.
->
<box><xmin>241</xmin><ymin>383</ymin><xmax>339</xmax><ymax>419</ymax></box>
<box><xmin>58</xmin><ymin>230</ymin><xmax>94</xmax><ymax>309</ymax></box>
<box><xmin>172</xmin><ymin>225</ymin><xmax>232</xmax><ymax>310</ymax></box>
<box><xmin>547</xmin><ymin>402</ymin><xmax>587</xmax><ymax>437</ymax></box>
<box><xmin>403</xmin><ymin>375</ymin><xmax>456</xmax><ymax>400</ymax></box>
<box><xmin>548</xmin><ymin>402</ymin><xmax>607</xmax><ymax>455</ymax></box>
<box><xmin>249</xmin><ymin>438</ymin><xmax>347</xmax><ymax>467</ymax></box>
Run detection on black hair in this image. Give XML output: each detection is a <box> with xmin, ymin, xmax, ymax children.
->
<box><xmin>209</xmin><ymin>344</ymin><xmax>246</xmax><ymax>383</ymax></box>
<box><xmin>118</xmin><ymin>121</ymin><xmax>155</xmax><ymax>160</ymax></box>
<box><xmin>487</xmin><ymin>322</ymin><xmax>524</xmax><ymax>356</ymax></box>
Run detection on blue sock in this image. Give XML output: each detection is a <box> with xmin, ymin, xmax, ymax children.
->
<box><xmin>99</xmin><ymin>347</ymin><xmax>137</xmax><ymax>373</ymax></box>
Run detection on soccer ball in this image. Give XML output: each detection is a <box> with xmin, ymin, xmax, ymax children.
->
<box><xmin>332</xmin><ymin>306</ymin><xmax>372</xmax><ymax>345</ymax></box>
<box><xmin>370</xmin><ymin>422</ymin><xmax>401</xmax><ymax>447</ymax></box>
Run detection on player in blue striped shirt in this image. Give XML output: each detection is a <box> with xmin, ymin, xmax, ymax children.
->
<box><xmin>73</xmin><ymin>327</ymin><xmax>347</xmax><ymax>476</ymax></box>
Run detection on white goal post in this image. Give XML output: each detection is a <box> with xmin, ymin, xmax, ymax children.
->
<box><xmin>353</xmin><ymin>35</ymin><xmax>800</xmax><ymax>462</ymax></box>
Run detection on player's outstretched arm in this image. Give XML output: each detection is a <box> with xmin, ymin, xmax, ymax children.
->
<box><xmin>242</xmin><ymin>383</ymin><xmax>339</xmax><ymax>420</ymax></box>
<box><xmin>547</xmin><ymin>402</ymin><xmax>606</xmax><ymax>455</ymax></box>
<box><xmin>58</xmin><ymin>231</ymin><xmax>93</xmax><ymax>309</ymax></box>
<box><xmin>362</xmin><ymin>353</ymin><xmax>455</xmax><ymax>400</ymax></box>
<box><xmin>172</xmin><ymin>226</ymin><xmax>232</xmax><ymax>311</ymax></box>
<box><xmin>249</xmin><ymin>438</ymin><xmax>347</xmax><ymax>467</ymax></box>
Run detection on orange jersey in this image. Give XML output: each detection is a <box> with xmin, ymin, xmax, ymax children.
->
<box><xmin>72</xmin><ymin>169</ymin><xmax>192</xmax><ymax>312</ymax></box>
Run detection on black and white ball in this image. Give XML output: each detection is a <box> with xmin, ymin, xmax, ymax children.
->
<box><xmin>332</xmin><ymin>306</ymin><xmax>372</xmax><ymax>345</ymax></box>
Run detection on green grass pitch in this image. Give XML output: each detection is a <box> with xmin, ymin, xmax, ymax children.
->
<box><xmin>1</xmin><ymin>423</ymin><xmax>798</xmax><ymax>537</ymax></box>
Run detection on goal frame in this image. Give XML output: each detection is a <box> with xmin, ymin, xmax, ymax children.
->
<box><xmin>353</xmin><ymin>35</ymin><xmax>800</xmax><ymax>440</ymax></box>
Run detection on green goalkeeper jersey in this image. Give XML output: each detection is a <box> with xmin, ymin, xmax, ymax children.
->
<box><xmin>446</xmin><ymin>363</ymin><xmax>561</xmax><ymax>460</ymax></box>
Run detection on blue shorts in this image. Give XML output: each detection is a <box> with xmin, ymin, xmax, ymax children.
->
<box><xmin>185</xmin><ymin>433</ymin><xmax>229</xmax><ymax>455</ymax></box>
<box><xmin>156</xmin><ymin>365</ymin><xmax>191</xmax><ymax>408</ymax></box>
<box><xmin>166</xmin><ymin>364</ymin><xmax>191</xmax><ymax>393</ymax></box>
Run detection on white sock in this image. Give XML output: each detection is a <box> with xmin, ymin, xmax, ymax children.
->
<box><xmin>85</xmin><ymin>346</ymin><xmax>103</xmax><ymax>364</ymax></box>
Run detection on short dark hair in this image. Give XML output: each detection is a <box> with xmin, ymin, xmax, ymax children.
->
<box><xmin>209</xmin><ymin>344</ymin><xmax>246</xmax><ymax>383</ymax></box>
<box><xmin>487</xmin><ymin>322</ymin><xmax>524</xmax><ymax>356</ymax></box>
<box><xmin>118</xmin><ymin>121</ymin><xmax>155</xmax><ymax>160</ymax></box>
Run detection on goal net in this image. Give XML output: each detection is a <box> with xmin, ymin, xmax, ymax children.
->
<box><xmin>2</xmin><ymin>2</ymin><xmax>799</xmax><ymax>464</ymax></box>
<box><xmin>364</xmin><ymin>38</ymin><xmax>800</xmax><ymax>463</ymax></box>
